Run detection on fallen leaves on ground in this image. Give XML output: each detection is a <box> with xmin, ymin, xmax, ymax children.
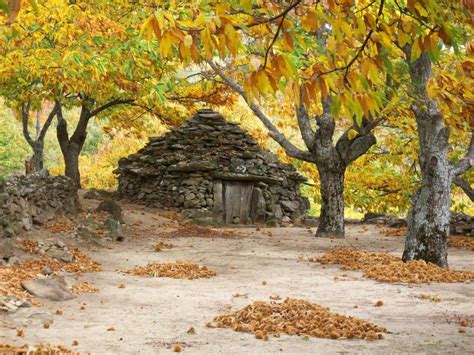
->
<box><xmin>210</xmin><ymin>298</ymin><xmax>386</xmax><ymax>340</ymax></box>
<box><xmin>18</xmin><ymin>239</ymin><xmax>39</xmax><ymax>254</ymax></box>
<box><xmin>448</xmin><ymin>236</ymin><xmax>474</xmax><ymax>251</ymax></box>
<box><xmin>154</xmin><ymin>241</ymin><xmax>174</xmax><ymax>252</ymax></box>
<box><xmin>159</xmin><ymin>225</ymin><xmax>243</xmax><ymax>239</ymax></box>
<box><xmin>0</xmin><ymin>248</ymin><xmax>102</xmax><ymax>301</ymax></box>
<box><xmin>447</xmin><ymin>315</ymin><xmax>474</xmax><ymax>328</ymax></box>
<box><xmin>71</xmin><ymin>282</ymin><xmax>99</xmax><ymax>295</ymax></box>
<box><xmin>311</xmin><ymin>248</ymin><xmax>474</xmax><ymax>283</ymax></box>
<box><xmin>0</xmin><ymin>343</ymin><xmax>84</xmax><ymax>354</ymax></box>
<box><xmin>381</xmin><ymin>228</ymin><xmax>474</xmax><ymax>252</ymax></box>
<box><xmin>125</xmin><ymin>261</ymin><xmax>216</xmax><ymax>280</ymax></box>
<box><xmin>418</xmin><ymin>293</ymin><xmax>442</xmax><ymax>302</ymax></box>
<box><xmin>47</xmin><ymin>223</ymin><xmax>76</xmax><ymax>234</ymax></box>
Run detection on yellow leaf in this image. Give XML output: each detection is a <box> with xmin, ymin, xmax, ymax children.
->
<box><xmin>184</xmin><ymin>34</ymin><xmax>193</xmax><ymax>48</ymax></box>
<box><xmin>347</xmin><ymin>128</ymin><xmax>358</xmax><ymax>140</ymax></box>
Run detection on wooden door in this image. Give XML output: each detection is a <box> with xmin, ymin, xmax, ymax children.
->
<box><xmin>223</xmin><ymin>181</ymin><xmax>254</xmax><ymax>224</ymax></box>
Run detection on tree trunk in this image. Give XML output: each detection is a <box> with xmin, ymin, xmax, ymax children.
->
<box><xmin>32</xmin><ymin>141</ymin><xmax>44</xmax><ymax>171</ymax></box>
<box><xmin>63</xmin><ymin>144</ymin><xmax>81</xmax><ymax>187</ymax></box>
<box><xmin>401</xmin><ymin>111</ymin><xmax>451</xmax><ymax>268</ymax></box>
<box><xmin>316</xmin><ymin>165</ymin><xmax>346</xmax><ymax>238</ymax></box>
<box><xmin>402</xmin><ymin>51</ymin><xmax>451</xmax><ymax>268</ymax></box>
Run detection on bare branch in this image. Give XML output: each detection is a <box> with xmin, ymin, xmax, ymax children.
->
<box><xmin>296</xmin><ymin>91</ymin><xmax>315</xmax><ymax>150</ymax></box>
<box><xmin>21</xmin><ymin>101</ymin><xmax>34</xmax><ymax>148</ymax></box>
<box><xmin>453</xmin><ymin>176</ymin><xmax>474</xmax><ymax>202</ymax></box>
<box><xmin>208</xmin><ymin>61</ymin><xmax>315</xmax><ymax>163</ymax></box>
<box><xmin>38</xmin><ymin>102</ymin><xmax>60</xmax><ymax>141</ymax></box>
<box><xmin>452</xmin><ymin>132</ymin><xmax>474</xmax><ymax>175</ymax></box>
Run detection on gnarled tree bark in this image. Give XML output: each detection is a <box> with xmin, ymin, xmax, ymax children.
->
<box><xmin>402</xmin><ymin>51</ymin><xmax>473</xmax><ymax>268</ymax></box>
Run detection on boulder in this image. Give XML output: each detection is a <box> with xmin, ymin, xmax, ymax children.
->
<box><xmin>21</xmin><ymin>279</ymin><xmax>74</xmax><ymax>301</ymax></box>
<box><xmin>96</xmin><ymin>199</ymin><xmax>123</xmax><ymax>222</ymax></box>
<box><xmin>0</xmin><ymin>238</ymin><xmax>15</xmax><ymax>260</ymax></box>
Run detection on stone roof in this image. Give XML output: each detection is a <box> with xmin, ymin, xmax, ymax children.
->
<box><xmin>115</xmin><ymin>109</ymin><xmax>306</xmax><ymax>184</ymax></box>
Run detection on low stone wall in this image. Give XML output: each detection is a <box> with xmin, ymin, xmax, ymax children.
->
<box><xmin>0</xmin><ymin>172</ymin><xmax>79</xmax><ymax>259</ymax></box>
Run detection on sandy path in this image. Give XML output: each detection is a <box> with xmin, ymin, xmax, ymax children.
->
<box><xmin>1</xmin><ymin>201</ymin><xmax>473</xmax><ymax>354</ymax></box>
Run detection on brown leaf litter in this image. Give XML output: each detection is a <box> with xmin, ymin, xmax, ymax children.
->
<box><xmin>381</xmin><ymin>228</ymin><xmax>474</xmax><ymax>252</ymax></box>
<box><xmin>154</xmin><ymin>241</ymin><xmax>174</xmax><ymax>252</ymax></box>
<box><xmin>47</xmin><ymin>223</ymin><xmax>75</xmax><ymax>234</ymax></box>
<box><xmin>159</xmin><ymin>225</ymin><xmax>244</xmax><ymax>239</ymax></box>
<box><xmin>311</xmin><ymin>248</ymin><xmax>474</xmax><ymax>283</ymax></box>
<box><xmin>210</xmin><ymin>298</ymin><xmax>386</xmax><ymax>340</ymax></box>
<box><xmin>448</xmin><ymin>236</ymin><xmax>474</xmax><ymax>251</ymax></box>
<box><xmin>0</xmin><ymin>243</ymin><xmax>102</xmax><ymax>301</ymax></box>
<box><xmin>71</xmin><ymin>282</ymin><xmax>99</xmax><ymax>295</ymax></box>
<box><xmin>125</xmin><ymin>261</ymin><xmax>216</xmax><ymax>280</ymax></box>
<box><xmin>0</xmin><ymin>343</ymin><xmax>86</xmax><ymax>354</ymax></box>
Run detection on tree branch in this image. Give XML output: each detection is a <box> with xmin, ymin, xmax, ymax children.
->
<box><xmin>38</xmin><ymin>102</ymin><xmax>60</xmax><ymax>141</ymax></box>
<box><xmin>453</xmin><ymin>176</ymin><xmax>474</xmax><ymax>202</ymax></box>
<box><xmin>452</xmin><ymin>132</ymin><xmax>474</xmax><ymax>175</ymax></box>
<box><xmin>88</xmin><ymin>98</ymin><xmax>135</xmax><ymax>118</ymax></box>
<box><xmin>296</xmin><ymin>91</ymin><xmax>315</xmax><ymax>150</ymax></box>
<box><xmin>261</xmin><ymin>0</ymin><xmax>301</xmax><ymax>70</ymax></box>
<box><xmin>21</xmin><ymin>101</ymin><xmax>34</xmax><ymax>148</ymax></box>
<box><xmin>208</xmin><ymin>61</ymin><xmax>315</xmax><ymax>163</ymax></box>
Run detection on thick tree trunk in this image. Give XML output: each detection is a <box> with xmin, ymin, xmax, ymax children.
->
<box><xmin>316</xmin><ymin>166</ymin><xmax>346</xmax><ymax>238</ymax></box>
<box><xmin>402</xmin><ymin>51</ymin><xmax>452</xmax><ymax>268</ymax></box>
<box><xmin>63</xmin><ymin>144</ymin><xmax>81</xmax><ymax>187</ymax></box>
<box><xmin>401</xmin><ymin>110</ymin><xmax>452</xmax><ymax>268</ymax></box>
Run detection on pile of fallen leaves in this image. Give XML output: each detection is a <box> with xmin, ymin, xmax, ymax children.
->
<box><xmin>154</xmin><ymin>241</ymin><xmax>174</xmax><ymax>252</ymax></box>
<box><xmin>0</xmin><ymin>249</ymin><xmax>102</xmax><ymax>301</ymax></box>
<box><xmin>0</xmin><ymin>343</ymin><xmax>84</xmax><ymax>354</ymax></box>
<box><xmin>311</xmin><ymin>248</ymin><xmax>474</xmax><ymax>283</ymax></box>
<box><xmin>448</xmin><ymin>236</ymin><xmax>474</xmax><ymax>251</ymax></box>
<box><xmin>47</xmin><ymin>223</ymin><xmax>75</xmax><ymax>234</ymax></box>
<box><xmin>125</xmin><ymin>261</ymin><xmax>216</xmax><ymax>280</ymax></box>
<box><xmin>159</xmin><ymin>225</ymin><xmax>243</xmax><ymax>239</ymax></box>
<box><xmin>18</xmin><ymin>240</ymin><xmax>39</xmax><ymax>254</ymax></box>
<box><xmin>381</xmin><ymin>228</ymin><xmax>474</xmax><ymax>252</ymax></box>
<box><xmin>210</xmin><ymin>298</ymin><xmax>386</xmax><ymax>340</ymax></box>
<box><xmin>71</xmin><ymin>282</ymin><xmax>99</xmax><ymax>295</ymax></box>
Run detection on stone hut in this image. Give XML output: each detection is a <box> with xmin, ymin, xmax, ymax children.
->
<box><xmin>115</xmin><ymin>109</ymin><xmax>309</xmax><ymax>225</ymax></box>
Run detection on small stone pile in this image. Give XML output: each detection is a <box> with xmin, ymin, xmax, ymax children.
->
<box><xmin>0</xmin><ymin>172</ymin><xmax>79</xmax><ymax>260</ymax></box>
<box><xmin>115</xmin><ymin>109</ymin><xmax>309</xmax><ymax>225</ymax></box>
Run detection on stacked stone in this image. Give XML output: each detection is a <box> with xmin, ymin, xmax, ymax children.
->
<box><xmin>115</xmin><ymin>109</ymin><xmax>309</xmax><ymax>224</ymax></box>
<box><xmin>0</xmin><ymin>171</ymin><xmax>79</xmax><ymax>242</ymax></box>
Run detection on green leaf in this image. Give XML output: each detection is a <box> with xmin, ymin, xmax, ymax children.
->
<box><xmin>0</xmin><ymin>0</ymin><xmax>9</xmax><ymax>13</ymax></box>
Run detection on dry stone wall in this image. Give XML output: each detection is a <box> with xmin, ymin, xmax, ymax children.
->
<box><xmin>0</xmin><ymin>171</ymin><xmax>79</xmax><ymax>259</ymax></box>
<box><xmin>115</xmin><ymin>109</ymin><xmax>309</xmax><ymax>225</ymax></box>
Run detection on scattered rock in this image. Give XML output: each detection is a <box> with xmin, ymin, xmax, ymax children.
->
<box><xmin>104</xmin><ymin>218</ymin><xmax>125</xmax><ymax>242</ymax></box>
<box><xmin>96</xmin><ymin>200</ymin><xmax>123</xmax><ymax>222</ymax></box>
<box><xmin>21</xmin><ymin>279</ymin><xmax>74</xmax><ymax>301</ymax></box>
<box><xmin>47</xmin><ymin>250</ymin><xmax>75</xmax><ymax>263</ymax></box>
<box><xmin>0</xmin><ymin>238</ymin><xmax>15</xmax><ymax>260</ymax></box>
<box><xmin>0</xmin><ymin>295</ymin><xmax>32</xmax><ymax>313</ymax></box>
<box><xmin>83</xmin><ymin>190</ymin><xmax>101</xmax><ymax>200</ymax></box>
<box><xmin>41</xmin><ymin>266</ymin><xmax>53</xmax><ymax>275</ymax></box>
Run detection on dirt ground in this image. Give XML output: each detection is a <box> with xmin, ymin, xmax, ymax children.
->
<box><xmin>1</xmin><ymin>195</ymin><xmax>473</xmax><ymax>354</ymax></box>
